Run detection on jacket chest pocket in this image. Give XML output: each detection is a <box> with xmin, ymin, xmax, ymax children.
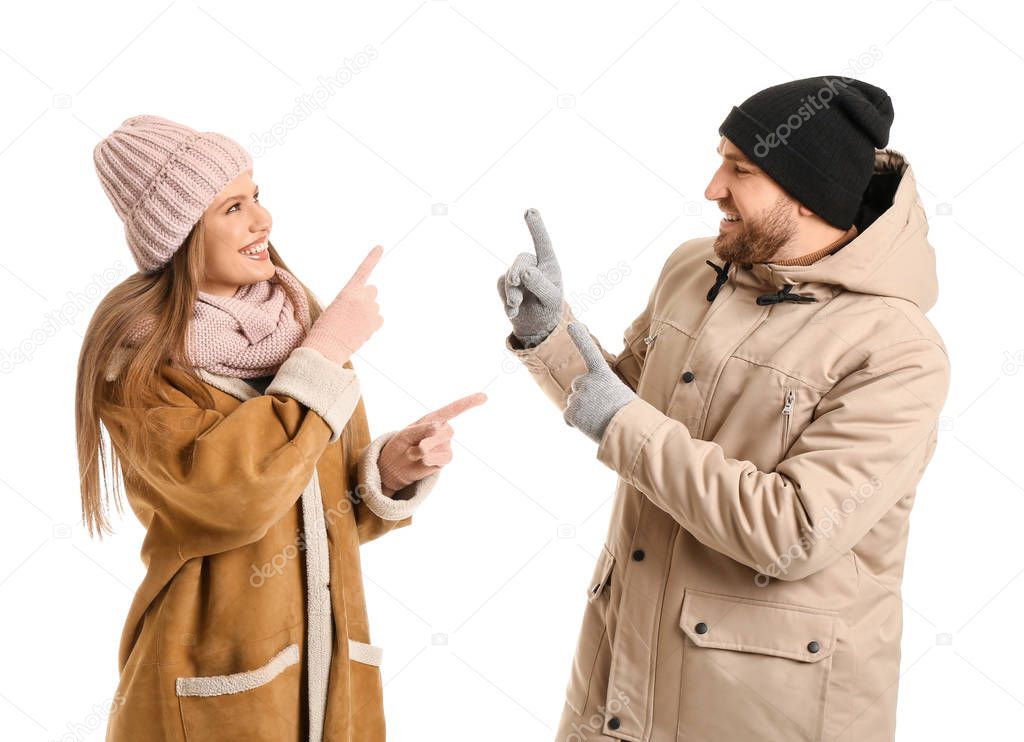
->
<box><xmin>634</xmin><ymin>318</ymin><xmax>692</xmax><ymax>399</ymax></box>
<box><xmin>640</xmin><ymin>318</ymin><xmax>689</xmax><ymax>361</ymax></box>
<box><xmin>781</xmin><ymin>387</ymin><xmax>797</xmax><ymax>458</ymax></box>
<box><xmin>176</xmin><ymin>642</ymin><xmax>301</xmax><ymax>741</ymax></box>
<box><xmin>776</xmin><ymin>383</ymin><xmax>822</xmax><ymax>466</ymax></box>
<box><xmin>676</xmin><ymin>590</ymin><xmax>838</xmax><ymax>742</ymax></box>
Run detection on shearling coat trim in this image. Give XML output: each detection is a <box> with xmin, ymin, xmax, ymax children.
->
<box><xmin>174</xmin><ymin>643</ymin><xmax>300</xmax><ymax>697</ymax></box>
<box><xmin>265</xmin><ymin>347</ymin><xmax>361</xmax><ymax>443</ymax></box>
<box><xmin>348</xmin><ymin>640</ymin><xmax>383</xmax><ymax>667</ymax></box>
<box><xmin>195</xmin><ymin>367</ymin><xmax>263</xmax><ymax>401</ymax></box>
<box><xmin>302</xmin><ymin>471</ymin><xmax>332</xmax><ymax>742</ymax></box>
<box><xmin>357</xmin><ymin>429</ymin><xmax>440</xmax><ymax>520</ymax></box>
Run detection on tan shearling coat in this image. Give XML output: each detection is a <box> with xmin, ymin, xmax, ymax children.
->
<box><xmin>99</xmin><ymin>346</ymin><xmax>437</xmax><ymax>741</ymax></box>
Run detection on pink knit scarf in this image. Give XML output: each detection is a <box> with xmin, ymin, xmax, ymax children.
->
<box><xmin>188</xmin><ymin>266</ymin><xmax>311</xmax><ymax>377</ymax></box>
<box><xmin>114</xmin><ymin>266</ymin><xmax>311</xmax><ymax>379</ymax></box>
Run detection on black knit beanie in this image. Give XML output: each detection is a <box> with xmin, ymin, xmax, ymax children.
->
<box><xmin>718</xmin><ymin>76</ymin><xmax>894</xmax><ymax>229</ymax></box>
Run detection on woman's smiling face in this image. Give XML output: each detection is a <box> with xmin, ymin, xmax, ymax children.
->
<box><xmin>198</xmin><ymin>168</ymin><xmax>274</xmax><ymax>297</ymax></box>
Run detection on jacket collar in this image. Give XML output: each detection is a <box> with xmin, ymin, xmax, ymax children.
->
<box><xmin>195</xmin><ymin>368</ymin><xmax>260</xmax><ymax>402</ymax></box>
<box><xmin>104</xmin><ymin>348</ymin><xmax>262</xmax><ymax>402</ymax></box>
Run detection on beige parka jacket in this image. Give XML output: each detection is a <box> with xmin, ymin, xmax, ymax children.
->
<box><xmin>98</xmin><ymin>346</ymin><xmax>438</xmax><ymax>741</ymax></box>
<box><xmin>508</xmin><ymin>149</ymin><xmax>950</xmax><ymax>742</ymax></box>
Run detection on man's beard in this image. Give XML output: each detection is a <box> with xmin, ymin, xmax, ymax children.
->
<box><xmin>713</xmin><ymin>195</ymin><xmax>797</xmax><ymax>264</ymax></box>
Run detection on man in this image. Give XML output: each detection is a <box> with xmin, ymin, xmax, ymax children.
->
<box><xmin>498</xmin><ymin>76</ymin><xmax>949</xmax><ymax>741</ymax></box>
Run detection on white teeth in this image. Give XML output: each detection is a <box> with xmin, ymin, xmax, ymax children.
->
<box><xmin>240</xmin><ymin>241</ymin><xmax>268</xmax><ymax>255</ymax></box>
<box><xmin>722</xmin><ymin>213</ymin><xmax>741</xmax><ymax>222</ymax></box>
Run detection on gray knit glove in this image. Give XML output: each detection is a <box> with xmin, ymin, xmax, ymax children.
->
<box><xmin>563</xmin><ymin>322</ymin><xmax>636</xmax><ymax>442</ymax></box>
<box><xmin>497</xmin><ymin>208</ymin><xmax>563</xmax><ymax>347</ymax></box>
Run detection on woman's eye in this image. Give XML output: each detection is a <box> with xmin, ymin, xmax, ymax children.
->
<box><xmin>227</xmin><ymin>193</ymin><xmax>259</xmax><ymax>213</ymax></box>
<box><xmin>734</xmin><ymin>166</ymin><xmax>749</xmax><ymax>175</ymax></box>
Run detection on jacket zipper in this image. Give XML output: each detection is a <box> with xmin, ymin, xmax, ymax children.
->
<box><xmin>781</xmin><ymin>388</ymin><xmax>795</xmax><ymax>455</ymax></box>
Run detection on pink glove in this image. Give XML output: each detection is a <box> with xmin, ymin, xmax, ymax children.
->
<box><xmin>379</xmin><ymin>393</ymin><xmax>488</xmax><ymax>493</ymax></box>
<box><xmin>302</xmin><ymin>245</ymin><xmax>384</xmax><ymax>366</ymax></box>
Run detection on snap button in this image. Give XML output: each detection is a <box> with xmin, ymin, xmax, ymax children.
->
<box><xmin>681</xmin><ymin>371</ymin><xmax>695</xmax><ymax>383</ymax></box>
<box><xmin>695</xmin><ymin>621</ymin><xmax>709</xmax><ymax>634</ymax></box>
<box><xmin>807</xmin><ymin>640</ymin><xmax>820</xmax><ymax>653</ymax></box>
<box><xmin>632</xmin><ymin>549</ymin><xmax>645</xmax><ymax>561</ymax></box>
<box><xmin>608</xmin><ymin>717</ymin><xmax>621</xmax><ymax>730</ymax></box>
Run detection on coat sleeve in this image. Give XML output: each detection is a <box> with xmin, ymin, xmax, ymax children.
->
<box><xmin>100</xmin><ymin>347</ymin><xmax>362</xmax><ymax>560</ymax></box>
<box><xmin>341</xmin><ymin>394</ymin><xmax>440</xmax><ymax>545</ymax></box>
<box><xmin>594</xmin><ymin>338</ymin><xmax>951</xmax><ymax>581</ymax></box>
<box><xmin>504</xmin><ymin>290</ymin><xmax>655</xmax><ymax>409</ymax></box>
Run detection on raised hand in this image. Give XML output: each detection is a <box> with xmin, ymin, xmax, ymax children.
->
<box><xmin>302</xmin><ymin>245</ymin><xmax>385</xmax><ymax>366</ymax></box>
<box><xmin>378</xmin><ymin>392</ymin><xmax>488</xmax><ymax>492</ymax></box>
<box><xmin>563</xmin><ymin>322</ymin><xmax>636</xmax><ymax>443</ymax></box>
<box><xmin>497</xmin><ymin>208</ymin><xmax>564</xmax><ymax>347</ymax></box>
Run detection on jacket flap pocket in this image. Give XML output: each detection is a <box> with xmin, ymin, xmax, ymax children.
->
<box><xmin>680</xmin><ymin>589</ymin><xmax>837</xmax><ymax>663</ymax></box>
<box><xmin>587</xmin><ymin>546</ymin><xmax>616</xmax><ymax>603</ymax></box>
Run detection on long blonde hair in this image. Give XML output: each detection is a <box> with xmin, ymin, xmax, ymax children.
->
<box><xmin>75</xmin><ymin>218</ymin><xmax>334</xmax><ymax>539</ymax></box>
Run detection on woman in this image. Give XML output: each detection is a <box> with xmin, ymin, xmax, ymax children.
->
<box><xmin>76</xmin><ymin>114</ymin><xmax>486</xmax><ymax>741</ymax></box>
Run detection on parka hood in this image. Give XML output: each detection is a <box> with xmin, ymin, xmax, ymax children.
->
<box><xmin>717</xmin><ymin>148</ymin><xmax>939</xmax><ymax>312</ymax></box>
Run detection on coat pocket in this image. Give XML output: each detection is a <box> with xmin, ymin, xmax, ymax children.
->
<box><xmin>176</xmin><ymin>642</ymin><xmax>301</xmax><ymax>741</ymax></box>
<box><xmin>565</xmin><ymin>546</ymin><xmax>616</xmax><ymax>717</ymax></box>
<box><xmin>677</xmin><ymin>590</ymin><xmax>837</xmax><ymax>742</ymax></box>
<box><xmin>349</xmin><ymin>638</ymin><xmax>383</xmax><ymax>666</ymax></box>
<box><xmin>346</xmin><ymin>638</ymin><xmax>387</xmax><ymax>738</ymax></box>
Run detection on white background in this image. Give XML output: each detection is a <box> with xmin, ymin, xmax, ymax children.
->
<box><xmin>2</xmin><ymin>1</ymin><xmax>1022</xmax><ymax>739</ymax></box>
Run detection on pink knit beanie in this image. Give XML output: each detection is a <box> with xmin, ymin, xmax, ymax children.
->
<box><xmin>93</xmin><ymin>114</ymin><xmax>253</xmax><ymax>273</ymax></box>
